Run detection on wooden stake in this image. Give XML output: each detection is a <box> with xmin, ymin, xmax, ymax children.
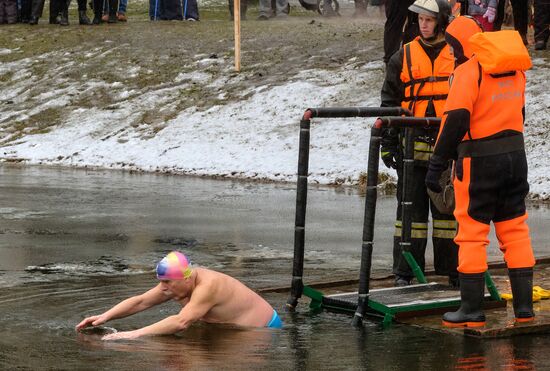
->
<box><xmin>234</xmin><ymin>0</ymin><xmax>241</xmax><ymax>72</ymax></box>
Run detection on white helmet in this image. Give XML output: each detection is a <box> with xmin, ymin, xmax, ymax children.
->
<box><xmin>409</xmin><ymin>0</ymin><xmax>452</xmax><ymax>32</ymax></box>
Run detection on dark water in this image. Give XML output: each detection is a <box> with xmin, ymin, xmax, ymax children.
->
<box><xmin>0</xmin><ymin>165</ymin><xmax>549</xmax><ymax>370</ymax></box>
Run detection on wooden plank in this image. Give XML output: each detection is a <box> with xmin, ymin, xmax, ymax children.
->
<box><xmin>399</xmin><ymin>299</ymin><xmax>550</xmax><ymax>338</ymax></box>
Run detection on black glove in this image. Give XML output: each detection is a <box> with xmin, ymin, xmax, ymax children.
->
<box><xmin>381</xmin><ymin>150</ymin><xmax>398</xmax><ymax>169</ymax></box>
<box><xmin>380</xmin><ymin>127</ymin><xmax>399</xmax><ymax>169</ymax></box>
<box><xmin>425</xmin><ymin>168</ymin><xmax>443</xmax><ymax>193</ymax></box>
<box><xmin>425</xmin><ymin>154</ymin><xmax>448</xmax><ymax>193</ymax></box>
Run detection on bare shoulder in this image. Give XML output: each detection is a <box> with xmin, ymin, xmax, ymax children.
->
<box><xmin>192</xmin><ymin>269</ymin><xmax>225</xmax><ymax>298</ymax></box>
<box><xmin>194</xmin><ymin>268</ymin><xmax>247</xmax><ymax>300</ymax></box>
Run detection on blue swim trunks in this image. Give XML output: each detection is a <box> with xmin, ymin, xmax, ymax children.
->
<box><xmin>266</xmin><ymin>310</ymin><xmax>283</xmax><ymax>329</ymax></box>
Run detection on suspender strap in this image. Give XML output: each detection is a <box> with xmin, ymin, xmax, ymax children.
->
<box><xmin>403</xmin><ymin>76</ymin><xmax>449</xmax><ymax>87</ymax></box>
<box><xmin>457</xmin><ymin>134</ymin><xmax>525</xmax><ymax>158</ymax></box>
<box><xmin>402</xmin><ymin>94</ymin><xmax>448</xmax><ymax>102</ymax></box>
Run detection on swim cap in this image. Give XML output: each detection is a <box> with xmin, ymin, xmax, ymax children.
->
<box><xmin>156</xmin><ymin>251</ymin><xmax>192</xmax><ymax>280</ymax></box>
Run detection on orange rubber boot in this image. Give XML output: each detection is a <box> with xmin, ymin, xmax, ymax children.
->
<box><xmin>442</xmin><ymin>273</ymin><xmax>486</xmax><ymax>328</ymax></box>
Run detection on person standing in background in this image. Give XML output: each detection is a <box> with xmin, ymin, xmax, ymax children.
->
<box><xmin>467</xmin><ymin>0</ymin><xmax>497</xmax><ymax>31</ymax></box>
<box><xmin>0</xmin><ymin>0</ymin><xmax>17</xmax><ymax>23</ymax></box>
<box><xmin>533</xmin><ymin>0</ymin><xmax>549</xmax><ymax>50</ymax></box>
<box><xmin>383</xmin><ymin>0</ymin><xmax>419</xmax><ymax>64</ymax></box>
<box><xmin>381</xmin><ymin>0</ymin><xmax>459</xmax><ymax>287</ymax></box>
<box><xmin>29</xmin><ymin>0</ymin><xmax>67</xmax><ymax>25</ymax></box>
<box><xmin>102</xmin><ymin>0</ymin><xmax>127</xmax><ymax>22</ymax></box>
<box><xmin>257</xmin><ymin>0</ymin><xmax>288</xmax><ymax>19</ymax></box>
<box><xmin>494</xmin><ymin>0</ymin><xmax>529</xmax><ymax>44</ymax></box>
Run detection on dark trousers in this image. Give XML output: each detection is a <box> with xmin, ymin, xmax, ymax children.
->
<box><xmin>94</xmin><ymin>0</ymin><xmax>117</xmax><ymax>17</ymax></box>
<box><xmin>383</xmin><ymin>0</ymin><xmax>418</xmax><ymax>63</ymax></box>
<box><xmin>534</xmin><ymin>0</ymin><xmax>550</xmax><ymax>42</ymax></box>
<box><xmin>1</xmin><ymin>0</ymin><xmax>18</xmax><ymax>23</ymax></box>
<box><xmin>393</xmin><ymin>161</ymin><xmax>459</xmax><ymax>279</ymax></box>
<box><xmin>228</xmin><ymin>0</ymin><xmax>247</xmax><ymax>19</ymax></box>
<box><xmin>76</xmin><ymin>0</ymin><xmax>86</xmax><ymax>11</ymax></box>
<box><xmin>19</xmin><ymin>0</ymin><xmax>32</xmax><ymax>20</ymax></box>
<box><xmin>495</xmin><ymin>0</ymin><xmax>529</xmax><ymax>39</ymax></box>
<box><xmin>149</xmin><ymin>0</ymin><xmax>198</xmax><ymax>20</ymax></box>
<box><xmin>31</xmin><ymin>0</ymin><xmax>66</xmax><ymax>21</ymax></box>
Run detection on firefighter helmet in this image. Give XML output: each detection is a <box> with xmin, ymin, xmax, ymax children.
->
<box><xmin>409</xmin><ymin>0</ymin><xmax>452</xmax><ymax>32</ymax></box>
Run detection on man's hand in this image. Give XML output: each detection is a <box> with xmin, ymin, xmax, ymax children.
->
<box><xmin>102</xmin><ymin>330</ymin><xmax>140</xmax><ymax>341</ymax></box>
<box><xmin>425</xmin><ymin>169</ymin><xmax>443</xmax><ymax>193</ymax></box>
<box><xmin>380</xmin><ymin>127</ymin><xmax>399</xmax><ymax>169</ymax></box>
<box><xmin>76</xmin><ymin>315</ymin><xmax>106</xmax><ymax>331</ymax></box>
<box><xmin>381</xmin><ymin>151</ymin><xmax>398</xmax><ymax>169</ymax></box>
<box><xmin>426</xmin><ymin>154</ymin><xmax>448</xmax><ymax>193</ymax></box>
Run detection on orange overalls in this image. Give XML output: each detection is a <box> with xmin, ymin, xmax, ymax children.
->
<box><xmin>433</xmin><ymin>31</ymin><xmax>535</xmax><ymax>274</ymax></box>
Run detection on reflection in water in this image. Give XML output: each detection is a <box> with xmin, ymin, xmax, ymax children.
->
<box><xmin>453</xmin><ymin>336</ymin><xmax>536</xmax><ymax>371</ymax></box>
<box><xmin>0</xmin><ymin>166</ymin><xmax>549</xmax><ymax>369</ymax></box>
<box><xmin>77</xmin><ymin>325</ymin><xmax>275</xmax><ymax>370</ymax></box>
<box><xmin>1</xmin><ymin>271</ymin><xmax>549</xmax><ymax>369</ymax></box>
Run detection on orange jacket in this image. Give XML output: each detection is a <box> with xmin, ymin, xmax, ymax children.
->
<box><xmin>400</xmin><ymin>37</ymin><xmax>455</xmax><ymax>118</ymax></box>
<box><xmin>433</xmin><ymin>30</ymin><xmax>532</xmax><ymax>160</ymax></box>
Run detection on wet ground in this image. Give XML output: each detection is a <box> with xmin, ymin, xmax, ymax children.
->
<box><xmin>0</xmin><ymin>165</ymin><xmax>549</xmax><ymax>370</ymax></box>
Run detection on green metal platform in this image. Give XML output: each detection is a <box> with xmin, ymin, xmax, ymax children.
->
<box><xmin>304</xmin><ymin>282</ymin><xmax>506</xmax><ymax>328</ymax></box>
<box><xmin>287</xmin><ymin>110</ymin><xmax>505</xmax><ymax>328</ymax></box>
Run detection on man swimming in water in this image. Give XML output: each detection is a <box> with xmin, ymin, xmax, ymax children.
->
<box><xmin>76</xmin><ymin>251</ymin><xmax>282</xmax><ymax>340</ymax></box>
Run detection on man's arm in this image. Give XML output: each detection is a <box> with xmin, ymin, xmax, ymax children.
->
<box><xmin>102</xmin><ymin>284</ymin><xmax>215</xmax><ymax>340</ymax></box>
<box><xmin>381</xmin><ymin>49</ymin><xmax>404</xmax><ymax>108</ymax></box>
<box><xmin>426</xmin><ymin>63</ymin><xmax>478</xmax><ymax>192</ymax></box>
<box><xmin>380</xmin><ymin>49</ymin><xmax>404</xmax><ymax>169</ymax></box>
<box><xmin>76</xmin><ymin>284</ymin><xmax>171</xmax><ymax>331</ymax></box>
<box><xmin>433</xmin><ymin>63</ymin><xmax>479</xmax><ymax>161</ymax></box>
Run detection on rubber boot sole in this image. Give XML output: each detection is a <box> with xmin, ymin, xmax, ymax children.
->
<box><xmin>515</xmin><ymin>317</ymin><xmax>535</xmax><ymax>323</ymax></box>
<box><xmin>442</xmin><ymin>320</ymin><xmax>486</xmax><ymax>328</ymax></box>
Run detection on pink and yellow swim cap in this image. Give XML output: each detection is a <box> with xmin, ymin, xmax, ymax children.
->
<box><xmin>156</xmin><ymin>251</ymin><xmax>192</xmax><ymax>280</ymax></box>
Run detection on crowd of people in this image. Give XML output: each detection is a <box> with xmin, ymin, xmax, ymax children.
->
<box><xmin>0</xmin><ymin>0</ymin><xmax>127</xmax><ymax>24</ymax></box>
<box><xmin>0</xmin><ymin>0</ymin><xmax>286</xmax><ymax>24</ymax></box>
<box><xmin>1</xmin><ymin>0</ymin><xmax>547</xmax><ymax>51</ymax></box>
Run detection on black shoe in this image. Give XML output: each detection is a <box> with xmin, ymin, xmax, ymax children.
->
<box><xmin>59</xmin><ymin>14</ymin><xmax>69</xmax><ymax>26</ymax></box>
<box><xmin>442</xmin><ymin>272</ymin><xmax>486</xmax><ymax>327</ymax></box>
<box><xmin>394</xmin><ymin>276</ymin><xmax>412</xmax><ymax>287</ymax></box>
<box><xmin>29</xmin><ymin>16</ymin><xmax>38</xmax><ymax>25</ymax></box>
<box><xmin>509</xmin><ymin>267</ymin><xmax>535</xmax><ymax>323</ymax></box>
<box><xmin>108</xmin><ymin>14</ymin><xmax>117</xmax><ymax>23</ymax></box>
<box><xmin>79</xmin><ymin>10</ymin><xmax>92</xmax><ymax>24</ymax></box>
<box><xmin>534</xmin><ymin>40</ymin><xmax>547</xmax><ymax>51</ymax></box>
<box><xmin>92</xmin><ymin>16</ymin><xmax>101</xmax><ymax>24</ymax></box>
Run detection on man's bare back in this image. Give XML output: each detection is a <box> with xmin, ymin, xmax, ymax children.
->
<box><xmin>75</xmin><ymin>252</ymin><xmax>281</xmax><ymax>340</ymax></box>
<box><xmin>172</xmin><ymin>268</ymin><xmax>274</xmax><ymax>327</ymax></box>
